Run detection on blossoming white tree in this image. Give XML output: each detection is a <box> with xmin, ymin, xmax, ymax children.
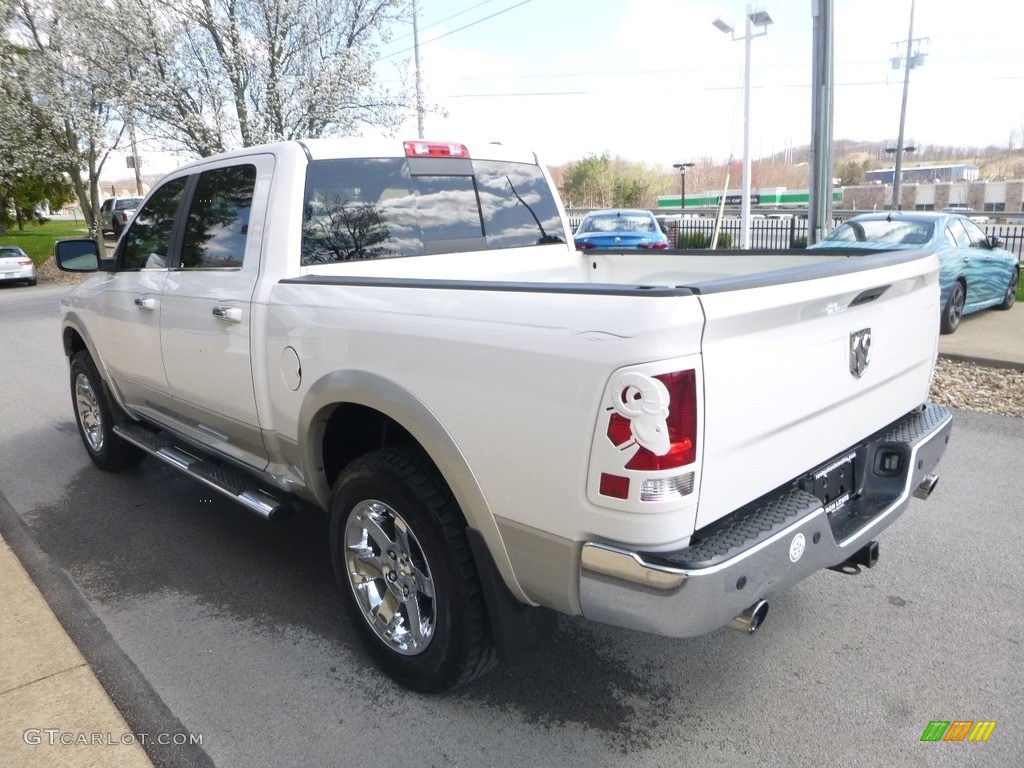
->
<box><xmin>3</xmin><ymin>0</ymin><xmax>411</xmax><ymax>242</ymax></box>
<box><xmin>119</xmin><ymin>0</ymin><xmax>409</xmax><ymax>155</ymax></box>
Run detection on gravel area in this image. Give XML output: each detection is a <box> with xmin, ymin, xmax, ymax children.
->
<box><xmin>930</xmin><ymin>357</ymin><xmax>1024</xmax><ymax>419</ymax></box>
<box><xmin>36</xmin><ymin>257</ymin><xmax>87</xmax><ymax>284</ymax></box>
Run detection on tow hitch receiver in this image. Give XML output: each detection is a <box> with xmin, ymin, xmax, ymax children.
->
<box><xmin>828</xmin><ymin>540</ymin><xmax>880</xmax><ymax>575</ymax></box>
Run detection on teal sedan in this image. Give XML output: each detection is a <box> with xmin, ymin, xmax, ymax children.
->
<box><xmin>810</xmin><ymin>212</ymin><xmax>1020</xmax><ymax>334</ymax></box>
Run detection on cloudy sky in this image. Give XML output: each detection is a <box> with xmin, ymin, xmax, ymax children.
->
<box><xmin>375</xmin><ymin>0</ymin><xmax>1024</xmax><ymax>167</ymax></box>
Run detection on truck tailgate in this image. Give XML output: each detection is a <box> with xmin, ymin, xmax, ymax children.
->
<box><xmin>691</xmin><ymin>251</ymin><xmax>940</xmax><ymax>530</ymax></box>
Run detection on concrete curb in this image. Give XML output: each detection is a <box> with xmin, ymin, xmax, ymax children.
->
<box><xmin>0</xmin><ymin>491</ymin><xmax>215</xmax><ymax>768</ymax></box>
<box><xmin>938</xmin><ymin>352</ymin><xmax>1024</xmax><ymax>372</ymax></box>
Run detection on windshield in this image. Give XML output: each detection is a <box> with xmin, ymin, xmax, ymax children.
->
<box><xmin>821</xmin><ymin>219</ymin><xmax>934</xmax><ymax>246</ymax></box>
<box><xmin>579</xmin><ymin>213</ymin><xmax>656</xmax><ymax>234</ymax></box>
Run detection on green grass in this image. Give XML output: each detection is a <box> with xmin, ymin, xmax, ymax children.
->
<box><xmin>0</xmin><ymin>219</ymin><xmax>90</xmax><ymax>265</ymax></box>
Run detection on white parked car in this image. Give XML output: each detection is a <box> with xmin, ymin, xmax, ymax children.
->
<box><xmin>0</xmin><ymin>245</ymin><xmax>36</xmax><ymax>286</ymax></box>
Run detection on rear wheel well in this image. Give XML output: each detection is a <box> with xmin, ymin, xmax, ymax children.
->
<box><xmin>320</xmin><ymin>403</ymin><xmax>415</xmax><ymax>487</ymax></box>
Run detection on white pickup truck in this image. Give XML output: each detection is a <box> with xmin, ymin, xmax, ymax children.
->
<box><xmin>56</xmin><ymin>139</ymin><xmax>952</xmax><ymax>692</ymax></box>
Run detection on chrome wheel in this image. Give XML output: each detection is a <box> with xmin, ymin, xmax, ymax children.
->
<box><xmin>941</xmin><ymin>282</ymin><xmax>965</xmax><ymax>334</ymax></box>
<box><xmin>75</xmin><ymin>372</ymin><xmax>104</xmax><ymax>452</ymax></box>
<box><xmin>1001</xmin><ymin>269</ymin><xmax>1018</xmax><ymax>309</ymax></box>
<box><xmin>344</xmin><ymin>499</ymin><xmax>436</xmax><ymax>655</ymax></box>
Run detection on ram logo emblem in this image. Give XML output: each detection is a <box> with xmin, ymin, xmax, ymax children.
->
<box><xmin>607</xmin><ymin>373</ymin><xmax>671</xmax><ymax>456</ymax></box>
<box><xmin>849</xmin><ymin>328</ymin><xmax>872</xmax><ymax>378</ymax></box>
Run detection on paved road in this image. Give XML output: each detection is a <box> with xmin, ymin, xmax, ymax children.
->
<box><xmin>2</xmin><ymin>283</ymin><xmax>1022</xmax><ymax>767</ymax></box>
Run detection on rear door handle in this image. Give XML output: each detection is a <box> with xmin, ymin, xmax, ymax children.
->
<box><xmin>212</xmin><ymin>305</ymin><xmax>242</xmax><ymax>323</ymax></box>
<box><xmin>134</xmin><ymin>296</ymin><xmax>157</xmax><ymax>310</ymax></box>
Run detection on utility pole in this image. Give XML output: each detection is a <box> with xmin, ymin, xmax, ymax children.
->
<box><xmin>412</xmin><ymin>0</ymin><xmax>425</xmax><ymax>139</ymax></box>
<box><xmin>128</xmin><ymin>117</ymin><xmax>143</xmax><ymax>196</ymax></box>
<box><xmin>891</xmin><ymin>0</ymin><xmax>927</xmax><ymax>210</ymax></box>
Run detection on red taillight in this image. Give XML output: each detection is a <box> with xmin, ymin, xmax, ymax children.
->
<box><xmin>575</xmin><ymin>241</ymin><xmax>596</xmax><ymax>251</ymax></box>
<box><xmin>606</xmin><ymin>412</ymin><xmax>633</xmax><ymax>446</ymax></box>
<box><xmin>404</xmin><ymin>141</ymin><xmax>470</xmax><ymax>158</ymax></box>
<box><xmin>619</xmin><ymin>370</ymin><xmax>697</xmax><ymax>471</ymax></box>
<box><xmin>18</xmin><ymin>259</ymin><xmax>32</xmax><ymax>266</ymax></box>
<box><xmin>637</xmin><ymin>241</ymin><xmax>669</xmax><ymax>250</ymax></box>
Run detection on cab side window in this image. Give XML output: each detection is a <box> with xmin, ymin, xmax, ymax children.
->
<box><xmin>180</xmin><ymin>165</ymin><xmax>257</xmax><ymax>269</ymax></box>
<box><xmin>121</xmin><ymin>178</ymin><xmax>188</xmax><ymax>270</ymax></box>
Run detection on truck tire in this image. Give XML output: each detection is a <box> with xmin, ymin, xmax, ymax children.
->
<box><xmin>940</xmin><ymin>281</ymin><xmax>965</xmax><ymax>334</ymax></box>
<box><xmin>69</xmin><ymin>351</ymin><xmax>146</xmax><ymax>470</ymax></box>
<box><xmin>997</xmin><ymin>267</ymin><xmax>1018</xmax><ymax>310</ymax></box>
<box><xmin>329</xmin><ymin>446</ymin><xmax>495</xmax><ymax>692</ymax></box>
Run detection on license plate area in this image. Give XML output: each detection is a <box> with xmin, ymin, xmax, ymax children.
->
<box><xmin>800</xmin><ymin>449</ymin><xmax>861</xmax><ymax>515</ymax></box>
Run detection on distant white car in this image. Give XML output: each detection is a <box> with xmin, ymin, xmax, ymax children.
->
<box><xmin>0</xmin><ymin>245</ymin><xmax>37</xmax><ymax>286</ymax></box>
<box><xmin>941</xmin><ymin>205</ymin><xmax>988</xmax><ymax>223</ymax></box>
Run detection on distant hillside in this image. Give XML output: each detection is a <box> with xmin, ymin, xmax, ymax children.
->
<box><xmin>774</xmin><ymin>140</ymin><xmax>1024</xmax><ymax>181</ymax></box>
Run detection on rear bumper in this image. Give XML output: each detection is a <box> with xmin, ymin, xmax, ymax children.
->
<box><xmin>579</xmin><ymin>402</ymin><xmax>952</xmax><ymax>638</ymax></box>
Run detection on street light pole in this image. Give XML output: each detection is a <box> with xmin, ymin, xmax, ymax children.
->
<box><xmin>673</xmin><ymin>162</ymin><xmax>695</xmax><ymax>210</ymax></box>
<box><xmin>741</xmin><ymin>5</ymin><xmax>753</xmax><ymax>249</ymax></box>
<box><xmin>713</xmin><ymin>5</ymin><xmax>773</xmax><ymax>250</ymax></box>
<box><xmin>886</xmin><ymin>145</ymin><xmax>916</xmax><ymax>193</ymax></box>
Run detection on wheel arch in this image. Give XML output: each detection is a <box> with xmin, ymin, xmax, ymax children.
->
<box><xmin>62</xmin><ymin>317</ymin><xmax>110</xmax><ymax>381</ymax></box>
<box><xmin>298</xmin><ymin>369</ymin><xmax>531</xmax><ymax>605</ymax></box>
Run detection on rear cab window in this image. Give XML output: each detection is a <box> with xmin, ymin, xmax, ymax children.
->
<box><xmin>300</xmin><ymin>155</ymin><xmax>563</xmax><ymax>265</ymax></box>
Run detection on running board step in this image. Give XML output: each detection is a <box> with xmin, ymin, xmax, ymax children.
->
<box><xmin>113</xmin><ymin>423</ymin><xmax>294</xmax><ymax>521</ymax></box>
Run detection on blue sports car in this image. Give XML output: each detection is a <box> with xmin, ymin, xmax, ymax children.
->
<box><xmin>809</xmin><ymin>212</ymin><xmax>1020</xmax><ymax>333</ymax></box>
<box><xmin>573</xmin><ymin>209</ymin><xmax>669</xmax><ymax>251</ymax></box>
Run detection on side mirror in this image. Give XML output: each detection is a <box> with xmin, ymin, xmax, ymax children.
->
<box><xmin>987</xmin><ymin>234</ymin><xmax>1003</xmax><ymax>249</ymax></box>
<box><xmin>54</xmin><ymin>238</ymin><xmax>100</xmax><ymax>272</ymax></box>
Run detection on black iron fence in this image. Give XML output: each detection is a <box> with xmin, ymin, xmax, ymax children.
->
<box><xmin>565</xmin><ymin>209</ymin><xmax>1024</xmax><ymax>259</ymax></box>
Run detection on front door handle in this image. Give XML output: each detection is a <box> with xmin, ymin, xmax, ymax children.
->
<box><xmin>134</xmin><ymin>296</ymin><xmax>157</xmax><ymax>310</ymax></box>
<box><xmin>212</xmin><ymin>305</ymin><xmax>242</xmax><ymax>323</ymax></box>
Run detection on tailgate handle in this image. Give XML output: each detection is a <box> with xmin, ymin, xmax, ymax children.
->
<box><xmin>849</xmin><ymin>285</ymin><xmax>890</xmax><ymax>307</ymax></box>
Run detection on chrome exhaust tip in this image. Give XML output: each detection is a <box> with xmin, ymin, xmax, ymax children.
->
<box><xmin>913</xmin><ymin>473</ymin><xmax>939</xmax><ymax>500</ymax></box>
<box><xmin>728</xmin><ymin>599</ymin><xmax>769</xmax><ymax>636</ymax></box>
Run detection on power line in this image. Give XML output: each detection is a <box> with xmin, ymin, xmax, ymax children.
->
<box><xmin>385</xmin><ymin>0</ymin><xmax>508</xmax><ymax>47</ymax></box>
<box><xmin>418</xmin><ymin>0</ymin><xmax>508</xmax><ymax>34</ymax></box>
<box><xmin>378</xmin><ymin>0</ymin><xmax>533</xmax><ymax>61</ymax></box>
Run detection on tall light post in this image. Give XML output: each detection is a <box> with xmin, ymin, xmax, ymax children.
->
<box><xmin>673</xmin><ymin>162</ymin><xmax>695</xmax><ymax>210</ymax></box>
<box><xmin>713</xmin><ymin>5</ymin><xmax>773</xmax><ymax>249</ymax></box>
<box><xmin>885</xmin><ymin>145</ymin><xmax>916</xmax><ymax>198</ymax></box>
